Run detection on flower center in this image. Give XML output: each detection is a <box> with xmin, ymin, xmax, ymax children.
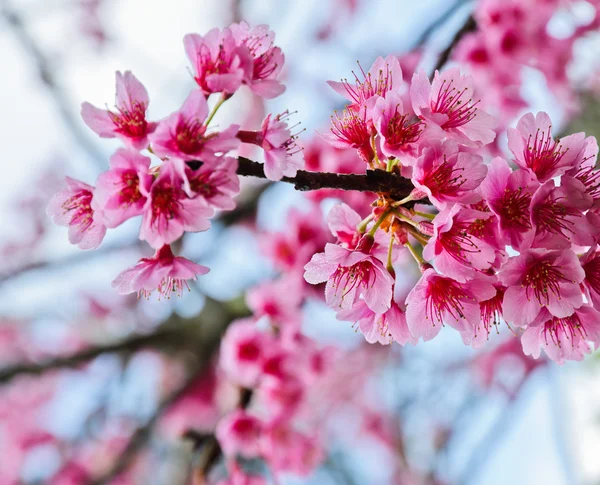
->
<box><xmin>422</xmin><ymin>156</ymin><xmax>466</xmax><ymax>197</ymax></box>
<box><xmin>532</xmin><ymin>195</ymin><xmax>578</xmax><ymax>239</ymax></box>
<box><xmin>109</xmin><ymin>101</ymin><xmax>148</xmax><ymax>138</ymax></box>
<box><xmin>176</xmin><ymin>119</ymin><xmax>207</xmax><ymax>154</ymax></box>
<box><xmin>119</xmin><ymin>171</ymin><xmax>143</xmax><ymax>205</ymax></box>
<box><xmin>331</xmin><ymin>261</ymin><xmax>376</xmax><ymax>302</ymax></box>
<box><xmin>340</xmin><ymin>62</ymin><xmax>394</xmax><ymax>106</ymax></box>
<box><xmin>150</xmin><ymin>183</ymin><xmax>183</xmax><ymax>226</ymax></box>
<box><xmin>523</xmin><ymin>259</ymin><xmax>566</xmax><ymax>306</ymax></box>
<box><xmin>238</xmin><ymin>341</ymin><xmax>261</xmax><ymax>361</ymax></box>
<box><xmin>330</xmin><ymin>109</ymin><xmax>370</xmax><ymax>148</ymax></box>
<box><xmin>431</xmin><ymin>79</ymin><xmax>479</xmax><ymax>129</ymax></box>
<box><xmin>62</xmin><ymin>190</ymin><xmax>94</xmax><ymax>231</ymax></box>
<box><xmin>479</xmin><ymin>286</ymin><xmax>505</xmax><ymax>335</ymax></box>
<box><xmin>385</xmin><ymin>108</ymin><xmax>423</xmax><ymax>147</ymax></box>
<box><xmin>583</xmin><ymin>253</ymin><xmax>600</xmax><ymax>295</ymax></box>
<box><xmin>498</xmin><ymin>187</ymin><xmax>531</xmax><ymax>231</ymax></box>
<box><xmin>438</xmin><ymin>221</ymin><xmax>482</xmax><ymax>265</ymax></box>
<box><xmin>426</xmin><ymin>277</ymin><xmax>468</xmax><ymax>322</ymax></box>
<box><xmin>574</xmin><ymin>164</ymin><xmax>600</xmax><ymax>200</ymax></box>
<box><xmin>189</xmin><ymin>169</ymin><xmax>231</xmax><ymax>199</ymax></box>
<box><xmin>542</xmin><ymin>313</ymin><xmax>586</xmax><ymax>348</ymax></box>
<box><xmin>523</xmin><ymin>126</ymin><xmax>567</xmax><ymax>179</ymax></box>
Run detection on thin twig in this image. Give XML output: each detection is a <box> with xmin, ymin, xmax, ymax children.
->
<box><xmin>414</xmin><ymin>0</ymin><xmax>470</xmax><ymax>48</ymax></box>
<box><xmin>0</xmin><ymin>320</ymin><xmax>192</xmax><ymax>385</ymax></box>
<box><xmin>0</xmin><ymin>1</ymin><xmax>107</xmax><ymax>169</ymax></box>
<box><xmin>88</xmin><ymin>364</ymin><xmax>205</xmax><ymax>485</ymax></box>
<box><xmin>184</xmin><ymin>387</ymin><xmax>254</xmax><ymax>482</ymax></box>
<box><xmin>431</xmin><ymin>14</ymin><xmax>477</xmax><ymax>75</ymax></box>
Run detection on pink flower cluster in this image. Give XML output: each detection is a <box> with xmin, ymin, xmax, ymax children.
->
<box><xmin>455</xmin><ymin>0</ymin><xmax>600</xmax><ymax>123</ymax></box>
<box><xmin>215</xmin><ymin>278</ymin><xmax>332</xmax><ymax>480</ymax></box>
<box><xmin>48</xmin><ymin>22</ymin><xmax>304</xmax><ymax>298</ymax></box>
<box><xmin>306</xmin><ymin>56</ymin><xmax>600</xmax><ymax>364</ymax></box>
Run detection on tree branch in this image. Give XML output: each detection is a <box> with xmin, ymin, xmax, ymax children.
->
<box><xmin>431</xmin><ymin>14</ymin><xmax>476</xmax><ymax>75</ymax></box>
<box><xmin>184</xmin><ymin>387</ymin><xmax>254</xmax><ymax>482</ymax></box>
<box><xmin>0</xmin><ymin>1</ymin><xmax>107</xmax><ymax>169</ymax></box>
<box><xmin>0</xmin><ymin>297</ymin><xmax>249</xmax><ymax>386</ymax></box>
<box><xmin>205</xmin><ymin>157</ymin><xmax>417</xmax><ymax>200</ymax></box>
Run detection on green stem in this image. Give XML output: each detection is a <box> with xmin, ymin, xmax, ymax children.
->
<box><xmin>386</xmin><ymin>157</ymin><xmax>398</xmax><ymax>172</ymax></box>
<box><xmin>414</xmin><ymin>210</ymin><xmax>435</xmax><ymax>220</ymax></box>
<box><xmin>386</xmin><ymin>236</ymin><xmax>395</xmax><ymax>272</ymax></box>
<box><xmin>357</xmin><ymin>213</ymin><xmax>375</xmax><ymax>233</ymax></box>
<box><xmin>367</xmin><ymin>208</ymin><xmax>392</xmax><ymax>238</ymax></box>
<box><xmin>404</xmin><ymin>241</ymin><xmax>425</xmax><ymax>265</ymax></box>
<box><xmin>371</xmin><ymin>135</ymin><xmax>380</xmax><ymax>165</ymax></box>
<box><xmin>394</xmin><ymin>210</ymin><xmax>419</xmax><ymax>228</ymax></box>
<box><xmin>392</xmin><ymin>193</ymin><xmax>416</xmax><ymax>207</ymax></box>
<box><xmin>205</xmin><ymin>95</ymin><xmax>227</xmax><ymax>126</ymax></box>
<box><xmin>405</xmin><ymin>225</ymin><xmax>430</xmax><ymax>246</ymax></box>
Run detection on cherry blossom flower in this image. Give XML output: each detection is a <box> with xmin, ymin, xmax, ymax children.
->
<box><xmin>478</xmin><ymin>283</ymin><xmax>506</xmax><ymax>338</ymax></box>
<box><xmin>184</xmin><ymin>28</ymin><xmax>252</xmax><ymax>96</ymax></box>
<box><xmin>216</xmin><ymin>409</ymin><xmax>263</xmax><ymax>458</ymax></box>
<box><xmin>529</xmin><ymin>176</ymin><xmax>593</xmax><ymax>249</ymax></box>
<box><xmin>246</xmin><ymin>276</ymin><xmax>304</xmax><ymax>327</ymax></box>
<box><xmin>149</xmin><ymin>91</ymin><xmax>240</xmax><ymax>162</ymax></box>
<box><xmin>507</xmin><ymin>111</ymin><xmax>586</xmax><ymax>183</ymax></box>
<box><xmin>220</xmin><ymin>319</ymin><xmax>268</xmax><ymax>387</ymax></box>
<box><xmin>179</xmin><ymin>157</ymin><xmax>240</xmax><ymax>211</ymax></box>
<box><xmin>521</xmin><ymin>305</ymin><xmax>600</xmax><ymax>364</ymax></box>
<box><xmin>91</xmin><ymin>148</ymin><xmax>152</xmax><ymax>228</ymax></box>
<box><xmin>412</xmin><ymin>140</ymin><xmax>487</xmax><ymax>209</ymax></box>
<box><xmin>260</xmin><ymin>203</ymin><xmax>331</xmax><ymax>273</ymax></box>
<box><xmin>410</xmin><ymin>67</ymin><xmax>496</xmax><ymax>147</ymax></box>
<box><xmin>423</xmin><ymin>204</ymin><xmax>497</xmax><ymax>282</ymax></box>
<box><xmin>373</xmin><ymin>91</ymin><xmax>423</xmax><ymax>161</ymax></box>
<box><xmin>47</xmin><ymin>177</ymin><xmax>106</xmax><ymax>250</ymax></box>
<box><xmin>566</xmin><ymin>135</ymin><xmax>600</xmax><ymax>207</ymax></box>
<box><xmin>81</xmin><ymin>71</ymin><xmax>155</xmax><ymax>150</ymax></box>
<box><xmin>473</xmin><ymin>337</ymin><xmax>545</xmax><ymax>393</ymax></box>
<box><xmin>322</xmin><ymin>107</ymin><xmax>373</xmax><ymax>163</ymax></box>
<box><xmin>498</xmin><ymin>248</ymin><xmax>585</xmax><ymax>327</ymax></box>
<box><xmin>111</xmin><ymin>244</ymin><xmax>209</xmax><ymax>298</ymax></box>
<box><xmin>138</xmin><ymin>161</ymin><xmax>213</xmax><ymax>249</ymax></box>
<box><xmin>336</xmin><ymin>298</ymin><xmax>415</xmax><ymax>345</ymax></box>
<box><xmin>238</xmin><ymin>112</ymin><xmax>304</xmax><ymax>181</ymax></box>
<box><xmin>304</xmin><ymin>242</ymin><xmax>394</xmax><ymax>314</ymax></box>
<box><xmin>581</xmin><ymin>245</ymin><xmax>600</xmax><ymax>309</ymax></box>
<box><xmin>260</xmin><ymin>424</ymin><xmax>324</xmax><ymax>476</ymax></box>
<box><xmin>230</xmin><ymin>22</ymin><xmax>286</xmax><ymax>98</ymax></box>
<box><xmin>405</xmin><ymin>269</ymin><xmax>496</xmax><ymax>346</ymax></box>
<box><xmin>327</xmin><ymin>55</ymin><xmax>403</xmax><ymax>111</ymax></box>
<box><xmin>480</xmin><ymin>157</ymin><xmax>538</xmax><ymax>249</ymax></box>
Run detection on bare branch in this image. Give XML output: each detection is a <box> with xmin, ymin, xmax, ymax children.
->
<box><xmin>431</xmin><ymin>14</ymin><xmax>477</xmax><ymax>75</ymax></box>
<box><xmin>0</xmin><ymin>1</ymin><xmax>107</xmax><ymax>169</ymax></box>
<box><xmin>0</xmin><ymin>297</ymin><xmax>250</xmax><ymax>386</ymax></box>
<box><xmin>189</xmin><ymin>157</ymin><xmax>418</xmax><ymax>200</ymax></box>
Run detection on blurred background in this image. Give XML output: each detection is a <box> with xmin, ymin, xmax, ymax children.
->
<box><xmin>2</xmin><ymin>0</ymin><xmax>600</xmax><ymax>484</ymax></box>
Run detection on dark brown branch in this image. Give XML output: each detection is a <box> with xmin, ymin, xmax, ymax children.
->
<box><xmin>87</xmin><ymin>297</ymin><xmax>246</xmax><ymax>485</ymax></box>
<box><xmin>233</xmin><ymin>157</ymin><xmax>415</xmax><ymax>199</ymax></box>
<box><xmin>88</xmin><ymin>369</ymin><xmax>201</xmax><ymax>485</ymax></box>
<box><xmin>0</xmin><ymin>297</ymin><xmax>250</xmax><ymax>386</ymax></box>
<box><xmin>431</xmin><ymin>14</ymin><xmax>477</xmax><ymax>75</ymax></box>
<box><xmin>0</xmin><ymin>322</ymin><xmax>190</xmax><ymax>385</ymax></box>
<box><xmin>184</xmin><ymin>387</ymin><xmax>254</xmax><ymax>482</ymax></box>
<box><xmin>414</xmin><ymin>0</ymin><xmax>470</xmax><ymax>48</ymax></box>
